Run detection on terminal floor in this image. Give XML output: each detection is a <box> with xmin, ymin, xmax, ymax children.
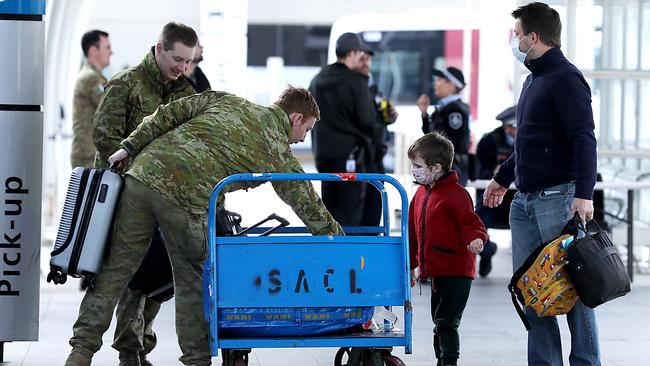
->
<box><xmin>3</xmin><ymin>238</ymin><xmax>650</xmax><ymax>366</ymax></box>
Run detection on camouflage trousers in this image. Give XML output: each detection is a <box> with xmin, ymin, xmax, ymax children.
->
<box><xmin>70</xmin><ymin>175</ymin><xmax>211</xmax><ymax>365</ymax></box>
<box><xmin>112</xmin><ymin>287</ymin><xmax>161</xmax><ymax>356</ymax></box>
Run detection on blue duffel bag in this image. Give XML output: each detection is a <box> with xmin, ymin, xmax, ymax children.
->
<box><xmin>217</xmin><ymin>306</ymin><xmax>374</xmax><ymax>337</ymax></box>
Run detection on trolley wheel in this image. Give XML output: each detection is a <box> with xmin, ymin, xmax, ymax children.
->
<box><xmin>363</xmin><ymin>349</ymin><xmax>385</xmax><ymax>366</ymax></box>
<box><xmin>233</xmin><ymin>357</ymin><xmax>247</xmax><ymax>366</ymax></box>
<box><xmin>57</xmin><ymin>274</ymin><xmax>67</xmax><ymax>284</ymax></box>
<box><xmin>222</xmin><ymin>349</ymin><xmax>250</xmax><ymax>366</ymax></box>
<box><xmin>382</xmin><ymin>354</ymin><xmax>406</xmax><ymax>366</ymax></box>
<box><xmin>334</xmin><ymin>347</ymin><xmax>351</xmax><ymax>366</ymax></box>
<box><xmin>334</xmin><ymin>347</ymin><xmax>364</xmax><ymax>366</ymax></box>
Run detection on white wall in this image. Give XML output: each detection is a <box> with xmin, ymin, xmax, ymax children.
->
<box><xmin>248</xmin><ymin>0</ymin><xmax>471</xmax><ymax>25</ymax></box>
<box><xmin>87</xmin><ymin>0</ymin><xmax>200</xmax><ymax>75</ymax></box>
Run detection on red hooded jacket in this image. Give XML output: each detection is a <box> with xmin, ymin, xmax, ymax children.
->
<box><xmin>408</xmin><ymin>171</ymin><xmax>488</xmax><ymax>278</ymax></box>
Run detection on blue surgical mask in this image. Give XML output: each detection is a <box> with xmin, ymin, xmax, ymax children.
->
<box><xmin>511</xmin><ymin>34</ymin><xmax>533</xmax><ymax>64</ymax></box>
<box><xmin>505</xmin><ymin>134</ymin><xmax>515</xmax><ymax>146</ymax></box>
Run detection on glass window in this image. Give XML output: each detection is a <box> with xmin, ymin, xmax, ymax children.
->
<box><xmin>360</xmin><ymin>30</ymin><xmax>446</xmax><ymax>105</ymax></box>
<box><xmin>247</xmin><ymin>24</ymin><xmax>330</xmax><ymax>67</ymax></box>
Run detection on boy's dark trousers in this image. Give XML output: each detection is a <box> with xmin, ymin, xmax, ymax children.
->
<box><xmin>430</xmin><ymin>276</ymin><xmax>473</xmax><ymax>366</ymax></box>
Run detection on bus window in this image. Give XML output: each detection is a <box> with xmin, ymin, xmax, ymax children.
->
<box><xmin>361</xmin><ymin>30</ymin><xmax>451</xmax><ymax>105</ymax></box>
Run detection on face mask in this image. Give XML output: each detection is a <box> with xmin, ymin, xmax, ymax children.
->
<box><xmin>412</xmin><ymin>166</ymin><xmax>436</xmax><ymax>186</ymax></box>
<box><xmin>505</xmin><ymin>134</ymin><xmax>515</xmax><ymax>146</ymax></box>
<box><xmin>511</xmin><ymin>34</ymin><xmax>534</xmax><ymax>64</ymax></box>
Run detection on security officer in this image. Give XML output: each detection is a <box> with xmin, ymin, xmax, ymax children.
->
<box><xmin>66</xmin><ymin>86</ymin><xmax>344</xmax><ymax>366</ymax></box>
<box><xmin>70</xmin><ymin>30</ymin><xmax>112</xmax><ymax>168</ymax></box>
<box><xmin>475</xmin><ymin>105</ymin><xmax>517</xmax><ymax>277</ymax></box>
<box><xmin>416</xmin><ymin>67</ymin><xmax>471</xmax><ymax>185</ymax></box>
<box><xmin>68</xmin><ymin>22</ymin><xmax>198</xmax><ymax>366</ymax></box>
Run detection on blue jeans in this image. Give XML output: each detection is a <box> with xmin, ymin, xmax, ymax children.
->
<box><xmin>510</xmin><ymin>183</ymin><xmax>601</xmax><ymax>366</ymax></box>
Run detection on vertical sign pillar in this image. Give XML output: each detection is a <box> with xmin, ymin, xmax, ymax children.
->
<box><xmin>0</xmin><ymin>0</ymin><xmax>46</xmax><ymax>348</ymax></box>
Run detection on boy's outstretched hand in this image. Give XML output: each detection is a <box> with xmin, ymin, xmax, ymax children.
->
<box><xmin>468</xmin><ymin>238</ymin><xmax>484</xmax><ymax>254</ymax></box>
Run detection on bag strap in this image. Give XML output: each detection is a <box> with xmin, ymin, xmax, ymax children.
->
<box><xmin>585</xmin><ymin>218</ymin><xmax>605</xmax><ymax>233</ymax></box>
<box><xmin>571</xmin><ymin>212</ymin><xmax>608</xmax><ymax>235</ymax></box>
<box><xmin>508</xmin><ymin>284</ymin><xmax>531</xmax><ymax>330</ymax></box>
<box><xmin>236</xmin><ymin>213</ymin><xmax>289</xmax><ymax>237</ymax></box>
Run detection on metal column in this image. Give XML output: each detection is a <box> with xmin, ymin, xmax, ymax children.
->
<box><xmin>0</xmin><ymin>0</ymin><xmax>46</xmax><ymax>356</ymax></box>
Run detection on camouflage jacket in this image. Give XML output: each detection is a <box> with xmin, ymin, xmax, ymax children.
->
<box><xmin>92</xmin><ymin>48</ymin><xmax>196</xmax><ymax>168</ymax></box>
<box><xmin>71</xmin><ymin>63</ymin><xmax>107</xmax><ymax>168</ymax></box>
<box><xmin>121</xmin><ymin>91</ymin><xmax>343</xmax><ymax>236</ymax></box>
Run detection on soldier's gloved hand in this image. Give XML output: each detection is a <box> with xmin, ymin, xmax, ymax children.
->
<box><xmin>108</xmin><ymin>148</ymin><xmax>129</xmax><ymax>171</ymax></box>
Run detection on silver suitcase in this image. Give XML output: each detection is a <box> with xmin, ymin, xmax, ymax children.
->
<box><xmin>47</xmin><ymin>167</ymin><xmax>122</xmax><ymax>289</ymax></box>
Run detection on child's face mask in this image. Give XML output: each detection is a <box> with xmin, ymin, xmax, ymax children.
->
<box><xmin>411</xmin><ymin>166</ymin><xmax>436</xmax><ymax>186</ymax></box>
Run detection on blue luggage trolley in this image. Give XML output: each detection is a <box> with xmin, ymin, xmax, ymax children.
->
<box><xmin>204</xmin><ymin>173</ymin><xmax>412</xmax><ymax>366</ymax></box>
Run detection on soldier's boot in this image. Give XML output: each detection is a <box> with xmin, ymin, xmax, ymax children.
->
<box><xmin>118</xmin><ymin>352</ymin><xmax>142</xmax><ymax>366</ymax></box>
<box><xmin>64</xmin><ymin>346</ymin><xmax>93</xmax><ymax>366</ymax></box>
<box><xmin>139</xmin><ymin>352</ymin><xmax>154</xmax><ymax>366</ymax></box>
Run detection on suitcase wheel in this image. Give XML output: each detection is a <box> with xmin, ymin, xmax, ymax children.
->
<box><xmin>47</xmin><ymin>270</ymin><xmax>67</xmax><ymax>285</ymax></box>
<box><xmin>46</xmin><ymin>269</ymin><xmax>56</xmax><ymax>283</ymax></box>
<box><xmin>81</xmin><ymin>275</ymin><xmax>96</xmax><ymax>290</ymax></box>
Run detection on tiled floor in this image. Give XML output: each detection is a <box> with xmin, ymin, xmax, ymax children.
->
<box><xmin>3</xmin><ymin>233</ymin><xmax>650</xmax><ymax>365</ymax></box>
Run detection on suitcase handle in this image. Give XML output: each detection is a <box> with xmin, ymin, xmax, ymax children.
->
<box><xmin>235</xmin><ymin>213</ymin><xmax>289</xmax><ymax>237</ymax></box>
<box><xmin>108</xmin><ymin>162</ymin><xmax>121</xmax><ymax>174</ymax></box>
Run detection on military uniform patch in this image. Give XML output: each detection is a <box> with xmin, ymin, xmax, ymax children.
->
<box><xmin>448</xmin><ymin>112</ymin><xmax>463</xmax><ymax>130</ymax></box>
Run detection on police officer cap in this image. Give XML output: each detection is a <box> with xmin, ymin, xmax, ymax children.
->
<box><xmin>496</xmin><ymin>105</ymin><xmax>517</xmax><ymax>127</ymax></box>
<box><xmin>336</xmin><ymin>32</ymin><xmax>372</xmax><ymax>55</ymax></box>
<box><xmin>432</xmin><ymin>67</ymin><xmax>466</xmax><ymax>90</ymax></box>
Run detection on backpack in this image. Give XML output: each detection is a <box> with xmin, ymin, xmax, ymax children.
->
<box><xmin>508</xmin><ymin>233</ymin><xmax>578</xmax><ymax>330</ymax></box>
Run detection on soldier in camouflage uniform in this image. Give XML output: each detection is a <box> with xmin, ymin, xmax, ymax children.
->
<box><xmin>66</xmin><ymin>86</ymin><xmax>343</xmax><ymax>366</ymax></box>
<box><xmin>66</xmin><ymin>23</ymin><xmax>198</xmax><ymax>366</ymax></box>
<box><xmin>70</xmin><ymin>30</ymin><xmax>112</xmax><ymax>168</ymax></box>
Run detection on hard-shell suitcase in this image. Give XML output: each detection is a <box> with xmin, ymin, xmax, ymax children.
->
<box><xmin>47</xmin><ymin>167</ymin><xmax>123</xmax><ymax>289</ymax></box>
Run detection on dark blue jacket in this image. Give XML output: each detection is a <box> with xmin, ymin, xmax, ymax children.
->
<box><xmin>494</xmin><ymin>47</ymin><xmax>597</xmax><ymax>200</ymax></box>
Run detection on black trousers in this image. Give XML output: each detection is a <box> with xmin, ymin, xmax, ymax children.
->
<box><xmin>316</xmin><ymin>156</ymin><xmax>369</xmax><ymax>228</ymax></box>
<box><xmin>359</xmin><ymin>161</ymin><xmax>384</xmax><ymax>228</ymax></box>
<box><xmin>430</xmin><ymin>276</ymin><xmax>472</xmax><ymax>366</ymax></box>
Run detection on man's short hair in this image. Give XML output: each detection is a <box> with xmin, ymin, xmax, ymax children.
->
<box><xmin>81</xmin><ymin>30</ymin><xmax>109</xmax><ymax>57</ymax></box>
<box><xmin>160</xmin><ymin>22</ymin><xmax>199</xmax><ymax>51</ymax></box>
<box><xmin>512</xmin><ymin>2</ymin><xmax>562</xmax><ymax>47</ymax></box>
<box><xmin>407</xmin><ymin>132</ymin><xmax>454</xmax><ymax>171</ymax></box>
<box><xmin>275</xmin><ymin>86</ymin><xmax>320</xmax><ymax>121</ymax></box>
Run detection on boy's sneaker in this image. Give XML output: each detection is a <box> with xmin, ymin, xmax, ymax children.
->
<box><xmin>479</xmin><ymin>241</ymin><xmax>498</xmax><ymax>277</ymax></box>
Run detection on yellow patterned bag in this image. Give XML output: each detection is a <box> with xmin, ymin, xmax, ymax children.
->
<box><xmin>508</xmin><ymin>234</ymin><xmax>578</xmax><ymax>330</ymax></box>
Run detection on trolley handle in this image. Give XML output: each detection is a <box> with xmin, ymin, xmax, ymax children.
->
<box><xmin>236</xmin><ymin>213</ymin><xmax>289</xmax><ymax>237</ymax></box>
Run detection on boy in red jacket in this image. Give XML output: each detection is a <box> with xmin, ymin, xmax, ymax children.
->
<box><xmin>407</xmin><ymin>132</ymin><xmax>488</xmax><ymax>366</ymax></box>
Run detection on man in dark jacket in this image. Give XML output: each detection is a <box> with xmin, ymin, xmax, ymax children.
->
<box><xmin>309</xmin><ymin>32</ymin><xmax>374</xmax><ymax>226</ymax></box>
<box><xmin>183</xmin><ymin>42</ymin><xmax>211</xmax><ymax>92</ymax></box>
<box><xmin>474</xmin><ymin>105</ymin><xmax>516</xmax><ymax>277</ymax></box>
<box><xmin>416</xmin><ymin>67</ymin><xmax>471</xmax><ymax>185</ymax></box>
<box><xmin>484</xmin><ymin>3</ymin><xmax>600</xmax><ymax>365</ymax></box>
<box><xmin>354</xmin><ymin>51</ymin><xmax>398</xmax><ymax>228</ymax></box>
